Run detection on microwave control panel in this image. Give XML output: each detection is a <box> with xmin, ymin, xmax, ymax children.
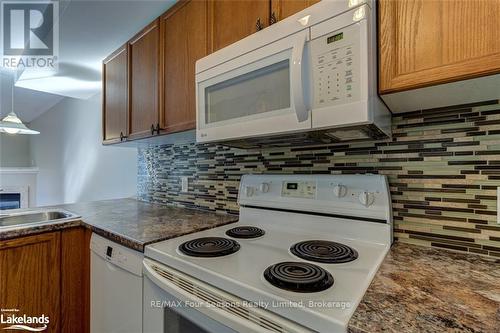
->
<box><xmin>310</xmin><ymin>23</ymin><xmax>360</xmax><ymax>109</ymax></box>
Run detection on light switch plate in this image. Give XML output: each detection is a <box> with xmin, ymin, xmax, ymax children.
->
<box><xmin>181</xmin><ymin>177</ymin><xmax>189</xmax><ymax>193</ymax></box>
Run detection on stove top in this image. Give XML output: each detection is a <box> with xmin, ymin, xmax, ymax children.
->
<box><xmin>264</xmin><ymin>261</ymin><xmax>334</xmax><ymax>293</ymax></box>
<box><xmin>178</xmin><ymin>237</ymin><xmax>240</xmax><ymax>257</ymax></box>
<box><xmin>145</xmin><ymin>174</ymin><xmax>392</xmax><ymax>332</ymax></box>
<box><xmin>290</xmin><ymin>240</ymin><xmax>359</xmax><ymax>264</ymax></box>
<box><xmin>226</xmin><ymin>225</ymin><xmax>265</xmax><ymax>239</ymax></box>
<box><xmin>146</xmin><ymin>208</ymin><xmax>390</xmax><ymax>332</ymax></box>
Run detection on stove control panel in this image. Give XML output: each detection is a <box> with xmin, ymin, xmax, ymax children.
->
<box><xmin>281</xmin><ymin>181</ymin><xmax>317</xmax><ymax>199</ymax></box>
<box><xmin>239</xmin><ymin>174</ymin><xmax>392</xmax><ymax>224</ymax></box>
<box><xmin>358</xmin><ymin>191</ymin><xmax>375</xmax><ymax>207</ymax></box>
<box><xmin>260</xmin><ymin>182</ymin><xmax>270</xmax><ymax>193</ymax></box>
<box><xmin>244</xmin><ymin>186</ymin><xmax>255</xmax><ymax>197</ymax></box>
<box><xmin>333</xmin><ymin>184</ymin><xmax>348</xmax><ymax>198</ymax></box>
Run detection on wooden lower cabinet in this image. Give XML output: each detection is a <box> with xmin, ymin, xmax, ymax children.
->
<box><xmin>0</xmin><ymin>228</ymin><xmax>91</xmax><ymax>333</ymax></box>
<box><xmin>0</xmin><ymin>233</ymin><xmax>61</xmax><ymax>332</ymax></box>
<box><xmin>61</xmin><ymin>228</ymin><xmax>91</xmax><ymax>333</ymax></box>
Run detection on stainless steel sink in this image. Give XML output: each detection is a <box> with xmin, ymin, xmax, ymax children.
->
<box><xmin>0</xmin><ymin>209</ymin><xmax>80</xmax><ymax>229</ymax></box>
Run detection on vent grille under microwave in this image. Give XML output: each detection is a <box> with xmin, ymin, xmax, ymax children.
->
<box><xmin>220</xmin><ymin>124</ymin><xmax>388</xmax><ymax>149</ymax></box>
<box><xmin>150</xmin><ymin>264</ymin><xmax>310</xmax><ymax>333</ymax></box>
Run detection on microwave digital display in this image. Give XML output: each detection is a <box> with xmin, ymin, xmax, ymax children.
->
<box><xmin>327</xmin><ymin>32</ymin><xmax>343</xmax><ymax>44</ymax></box>
<box><xmin>287</xmin><ymin>183</ymin><xmax>298</xmax><ymax>190</ymax></box>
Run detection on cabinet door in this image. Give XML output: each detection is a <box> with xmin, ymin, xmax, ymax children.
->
<box><xmin>379</xmin><ymin>0</ymin><xmax>500</xmax><ymax>94</ymax></box>
<box><xmin>128</xmin><ymin>20</ymin><xmax>160</xmax><ymax>139</ymax></box>
<box><xmin>208</xmin><ymin>0</ymin><xmax>270</xmax><ymax>52</ymax></box>
<box><xmin>102</xmin><ymin>45</ymin><xmax>128</xmax><ymax>144</ymax></box>
<box><xmin>271</xmin><ymin>0</ymin><xmax>320</xmax><ymax>21</ymax></box>
<box><xmin>0</xmin><ymin>233</ymin><xmax>61</xmax><ymax>332</ymax></box>
<box><xmin>61</xmin><ymin>228</ymin><xmax>91</xmax><ymax>333</ymax></box>
<box><xmin>160</xmin><ymin>0</ymin><xmax>209</xmax><ymax>134</ymax></box>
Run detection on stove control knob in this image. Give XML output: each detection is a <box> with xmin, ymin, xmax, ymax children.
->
<box><xmin>333</xmin><ymin>184</ymin><xmax>347</xmax><ymax>198</ymax></box>
<box><xmin>245</xmin><ymin>186</ymin><xmax>255</xmax><ymax>197</ymax></box>
<box><xmin>359</xmin><ymin>191</ymin><xmax>375</xmax><ymax>207</ymax></box>
<box><xmin>260</xmin><ymin>182</ymin><xmax>270</xmax><ymax>193</ymax></box>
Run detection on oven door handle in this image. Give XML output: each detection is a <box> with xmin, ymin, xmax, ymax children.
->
<box><xmin>290</xmin><ymin>31</ymin><xmax>309</xmax><ymax>123</ymax></box>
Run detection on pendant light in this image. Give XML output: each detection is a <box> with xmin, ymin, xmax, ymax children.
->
<box><xmin>0</xmin><ymin>83</ymin><xmax>39</xmax><ymax>135</ymax></box>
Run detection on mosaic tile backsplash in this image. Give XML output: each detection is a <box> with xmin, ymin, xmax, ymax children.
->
<box><xmin>138</xmin><ymin>101</ymin><xmax>500</xmax><ymax>257</ymax></box>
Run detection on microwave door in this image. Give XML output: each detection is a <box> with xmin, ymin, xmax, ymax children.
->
<box><xmin>196</xmin><ymin>30</ymin><xmax>311</xmax><ymax>143</ymax></box>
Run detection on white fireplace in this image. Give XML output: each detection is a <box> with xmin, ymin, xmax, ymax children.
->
<box><xmin>0</xmin><ymin>185</ymin><xmax>29</xmax><ymax>209</ymax></box>
<box><xmin>0</xmin><ymin>167</ymin><xmax>38</xmax><ymax>210</ymax></box>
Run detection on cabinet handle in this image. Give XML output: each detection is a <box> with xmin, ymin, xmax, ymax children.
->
<box><xmin>270</xmin><ymin>12</ymin><xmax>277</xmax><ymax>25</ymax></box>
<box><xmin>256</xmin><ymin>18</ymin><xmax>264</xmax><ymax>31</ymax></box>
<box><xmin>155</xmin><ymin>123</ymin><xmax>162</xmax><ymax>135</ymax></box>
<box><xmin>120</xmin><ymin>132</ymin><xmax>127</xmax><ymax>141</ymax></box>
<box><xmin>151</xmin><ymin>124</ymin><xmax>155</xmax><ymax>136</ymax></box>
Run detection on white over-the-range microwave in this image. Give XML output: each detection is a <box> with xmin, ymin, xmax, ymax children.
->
<box><xmin>195</xmin><ymin>0</ymin><xmax>390</xmax><ymax>148</ymax></box>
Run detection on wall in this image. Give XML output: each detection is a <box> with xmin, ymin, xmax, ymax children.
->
<box><xmin>30</xmin><ymin>94</ymin><xmax>137</xmax><ymax>206</ymax></box>
<box><xmin>138</xmin><ymin>101</ymin><xmax>500</xmax><ymax>258</ymax></box>
<box><xmin>0</xmin><ymin>133</ymin><xmax>32</xmax><ymax>167</ymax></box>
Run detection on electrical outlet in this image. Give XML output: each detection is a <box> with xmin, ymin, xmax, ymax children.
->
<box><xmin>181</xmin><ymin>177</ymin><xmax>189</xmax><ymax>193</ymax></box>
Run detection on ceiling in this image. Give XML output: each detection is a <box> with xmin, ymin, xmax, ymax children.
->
<box><xmin>0</xmin><ymin>0</ymin><xmax>176</xmax><ymax>122</ymax></box>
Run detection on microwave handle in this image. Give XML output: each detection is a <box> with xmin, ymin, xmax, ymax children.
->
<box><xmin>291</xmin><ymin>32</ymin><xmax>308</xmax><ymax>122</ymax></box>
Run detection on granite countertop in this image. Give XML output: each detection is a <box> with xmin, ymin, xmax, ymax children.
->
<box><xmin>349</xmin><ymin>243</ymin><xmax>500</xmax><ymax>333</ymax></box>
<box><xmin>0</xmin><ymin>198</ymin><xmax>238</xmax><ymax>251</ymax></box>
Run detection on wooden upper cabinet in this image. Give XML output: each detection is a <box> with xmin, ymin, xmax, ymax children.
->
<box><xmin>208</xmin><ymin>0</ymin><xmax>270</xmax><ymax>52</ymax></box>
<box><xmin>128</xmin><ymin>20</ymin><xmax>160</xmax><ymax>140</ymax></box>
<box><xmin>102</xmin><ymin>45</ymin><xmax>128</xmax><ymax>144</ymax></box>
<box><xmin>159</xmin><ymin>0</ymin><xmax>209</xmax><ymax>134</ymax></box>
<box><xmin>271</xmin><ymin>0</ymin><xmax>320</xmax><ymax>21</ymax></box>
<box><xmin>101</xmin><ymin>0</ymin><xmax>324</xmax><ymax>143</ymax></box>
<box><xmin>379</xmin><ymin>0</ymin><xmax>500</xmax><ymax>94</ymax></box>
<box><xmin>0</xmin><ymin>233</ymin><xmax>61</xmax><ymax>332</ymax></box>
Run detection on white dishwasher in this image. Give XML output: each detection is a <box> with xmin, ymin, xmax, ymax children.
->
<box><xmin>90</xmin><ymin>233</ymin><xmax>143</xmax><ymax>333</ymax></box>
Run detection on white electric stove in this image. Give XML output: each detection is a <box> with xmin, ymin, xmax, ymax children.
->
<box><xmin>143</xmin><ymin>174</ymin><xmax>392</xmax><ymax>333</ymax></box>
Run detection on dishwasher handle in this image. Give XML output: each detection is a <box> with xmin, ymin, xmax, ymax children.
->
<box><xmin>90</xmin><ymin>233</ymin><xmax>143</xmax><ymax>276</ymax></box>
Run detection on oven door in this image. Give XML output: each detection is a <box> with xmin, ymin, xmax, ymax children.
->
<box><xmin>143</xmin><ymin>258</ymin><xmax>309</xmax><ymax>333</ymax></box>
<box><xmin>143</xmin><ymin>273</ymin><xmax>236</xmax><ymax>333</ymax></box>
<box><xmin>196</xmin><ymin>30</ymin><xmax>311</xmax><ymax>143</ymax></box>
